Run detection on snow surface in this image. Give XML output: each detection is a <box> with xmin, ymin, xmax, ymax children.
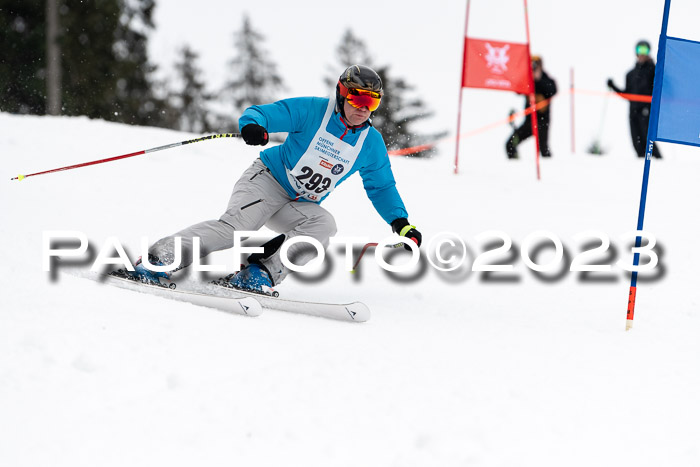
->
<box><xmin>2</xmin><ymin>105</ymin><xmax>699</xmax><ymax>466</ymax></box>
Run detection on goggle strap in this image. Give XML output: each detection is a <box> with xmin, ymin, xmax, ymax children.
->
<box><xmin>338</xmin><ymin>81</ymin><xmax>381</xmax><ymax>99</ymax></box>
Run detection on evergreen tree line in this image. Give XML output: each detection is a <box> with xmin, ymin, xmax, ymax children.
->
<box><xmin>1</xmin><ymin>0</ymin><xmax>169</xmax><ymax>126</ymax></box>
<box><xmin>0</xmin><ymin>3</ymin><xmax>443</xmax><ymax>156</ymax></box>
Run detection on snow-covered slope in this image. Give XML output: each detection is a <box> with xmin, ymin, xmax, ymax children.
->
<box><xmin>1</xmin><ymin>112</ymin><xmax>699</xmax><ymax>466</ymax></box>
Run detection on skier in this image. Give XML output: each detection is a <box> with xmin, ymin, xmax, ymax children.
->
<box><xmin>505</xmin><ymin>55</ymin><xmax>557</xmax><ymax>159</ymax></box>
<box><xmin>607</xmin><ymin>40</ymin><xmax>662</xmax><ymax>159</ymax></box>
<box><xmin>128</xmin><ymin>65</ymin><xmax>422</xmax><ymax>294</ymax></box>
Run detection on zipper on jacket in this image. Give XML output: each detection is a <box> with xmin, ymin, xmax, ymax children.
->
<box><xmin>249</xmin><ymin>167</ymin><xmax>270</xmax><ymax>181</ymax></box>
<box><xmin>338</xmin><ymin>115</ymin><xmax>368</xmax><ymax>140</ymax></box>
<box><xmin>339</xmin><ymin>121</ymin><xmax>349</xmax><ymax>140</ymax></box>
<box><xmin>241</xmin><ymin>199</ymin><xmax>263</xmax><ymax>210</ymax></box>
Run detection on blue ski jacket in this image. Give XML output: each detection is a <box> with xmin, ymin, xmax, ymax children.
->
<box><xmin>239</xmin><ymin>96</ymin><xmax>408</xmax><ymax>225</ymax></box>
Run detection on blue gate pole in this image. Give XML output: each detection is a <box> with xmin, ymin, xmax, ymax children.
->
<box><xmin>626</xmin><ymin>0</ymin><xmax>671</xmax><ymax>331</ymax></box>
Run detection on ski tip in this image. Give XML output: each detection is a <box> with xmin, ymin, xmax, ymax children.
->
<box><xmin>345</xmin><ymin>302</ymin><xmax>370</xmax><ymax>322</ymax></box>
<box><xmin>239</xmin><ymin>297</ymin><xmax>263</xmax><ymax>317</ymax></box>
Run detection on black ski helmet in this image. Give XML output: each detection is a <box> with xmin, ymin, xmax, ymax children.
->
<box><xmin>335</xmin><ymin>65</ymin><xmax>383</xmax><ymax>119</ymax></box>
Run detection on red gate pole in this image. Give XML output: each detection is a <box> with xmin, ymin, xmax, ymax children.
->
<box><xmin>523</xmin><ymin>0</ymin><xmax>540</xmax><ymax>180</ymax></box>
<box><xmin>453</xmin><ymin>0</ymin><xmax>471</xmax><ymax>175</ymax></box>
<box><xmin>570</xmin><ymin>67</ymin><xmax>576</xmax><ymax>153</ymax></box>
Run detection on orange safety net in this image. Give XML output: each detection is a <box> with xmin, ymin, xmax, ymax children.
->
<box><xmin>388</xmin><ymin>88</ymin><xmax>652</xmax><ymax>156</ymax></box>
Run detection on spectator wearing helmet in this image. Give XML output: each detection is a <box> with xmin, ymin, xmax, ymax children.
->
<box><xmin>607</xmin><ymin>40</ymin><xmax>662</xmax><ymax>158</ymax></box>
<box><xmin>129</xmin><ymin>65</ymin><xmax>422</xmax><ymax>294</ymax></box>
<box><xmin>506</xmin><ymin>55</ymin><xmax>558</xmax><ymax>159</ymax></box>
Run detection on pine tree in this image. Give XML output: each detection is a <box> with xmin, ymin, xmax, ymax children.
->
<box><xmin>109</xmin><ymin>0</ymin><xmax>170</xmax><ymax>126</ymax></box>
<box><xmin>222</xmin><ymin>14</ymin><xmax>285</xmax><ymax>126</ymax></box>
<box><xmin>58</xmin><ymin>0</ymin><xmax>123</xmax><ymax>120</ymax></box>
<box><xmin>323</xmin><ymin>29</ymin><xmax>374</xmax><ymax>90</ymax></box>
<box><xmin>326</xmin><ymin>30</ymin><xmax>445</xmax><ymax>158</ymax></box>
<box><xmin>0</xmin><ymin>1</ymin><xmax>47</xmax><ymax>114</ymax></box>
<box><xmin>0</xmin><ymin>0</ymin><xmax>171</xmax><ymax>126</ymax></box>
<box><xmin>170</xmin><ymin>45</ymin><xmax>214</xmax><ymax>133</ymax></box>
<box><xmin>371</xmin><ymin>65</ymin><xmax>445</xmax><ymax>158</ymax></box>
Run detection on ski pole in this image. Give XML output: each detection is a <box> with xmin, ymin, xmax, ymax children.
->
<box><xmin>590</xmin><ymin>92</ymin><xmax>610</xmax><ymax>155</ymax></box>
<box><xmin>350</xmin><ymin>241</ymin><xmax>407</xmax><ymax>273</ymax></box>
<box><xmin>10</xmin><ymin>133</ymin><xmax>241</xmax><ymax>181</ymax></box>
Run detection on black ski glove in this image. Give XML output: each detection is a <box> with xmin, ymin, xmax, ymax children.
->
<box><xmin>241</xmin><ymin>124</ymin><xmax>269</xmax><ymax>146</ymax></box>
<box><xmin>606</xmin><ymin>78</ymin><xmax>621</xmax><ymax>93</ymax></box>
<box><xmin>391</xmin><ymin>218</ymin><xmax>422</xmax><ymax>251</ymax></box>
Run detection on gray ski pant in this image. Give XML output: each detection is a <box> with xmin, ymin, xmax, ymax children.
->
<box><xmin>149</xmin><ymin>158</ymin><xmax>337</xmax><ymax>285</ymax></box>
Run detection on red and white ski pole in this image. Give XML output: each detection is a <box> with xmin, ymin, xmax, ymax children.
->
<box><xmin>10</xmin><ymin>133</ymin><xmax>241</xmax><ymax>181</ymax></box>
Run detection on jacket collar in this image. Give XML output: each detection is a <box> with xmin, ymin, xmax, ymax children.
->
<box><xmin>335</xmin><ymin>109</ymin><xmax>371</xmax><ymax>133</ymax></box>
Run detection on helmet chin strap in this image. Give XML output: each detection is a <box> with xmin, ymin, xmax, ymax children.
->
<box><xmin>335</xmin><ymin>84</ymin><xmax>347</xmax><ymax>120</ymax></box>
<box><xmin>337</xmin><ymin>101</ymin><xmax>347</xmax><ymax>120</ymax></box>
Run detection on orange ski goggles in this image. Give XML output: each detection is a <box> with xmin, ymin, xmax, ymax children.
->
<box><xmin>338</xmin><ymin>82</ymin><xmax>382</xmax><ymax>111</ymax></box>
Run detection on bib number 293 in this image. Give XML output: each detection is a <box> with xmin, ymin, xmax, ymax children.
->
<box><xmin>296</xmin><ymin>166</ymin><xmax>331</xmax><ymax>194</ymax></box>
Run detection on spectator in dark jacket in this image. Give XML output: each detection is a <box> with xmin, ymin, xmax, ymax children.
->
<box><xmin>607</xmin><ymin>40</ymin><xmax>662</xmax><ymax>159</ymax></box>
<box><xmin>506</xmin><ymin>55</ymin><xmax>557</xmax><ymax>159</ymax></box>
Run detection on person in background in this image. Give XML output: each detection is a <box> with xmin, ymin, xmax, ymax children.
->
<box><xmin>506</xmin><ymin>55</ymin><xmax>557</xmax><ymax>159</ymax></box>
<box><xmin>607</xmin><ymin>40</ymin><xmax>662</xmax><ymax>159</ymax></box>
<box><xmin>127</xmin><ymin>65</ymin><xmax>422</xmax><ymax>295</ymax></box>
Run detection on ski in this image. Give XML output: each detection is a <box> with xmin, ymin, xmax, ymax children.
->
<box><xmin>67</xmin><ymin>269</ymin><xmax>368</xmax><ymax>322</ymax></box>
<box><xmin>96</xmin><ymin>270</ymin><xmax>263</xmax><ymax>317</ymax></box>
<box><xmin>208</xmin><ymin>276</ymin><xmax>370</xmax><ymax>323</ymax></box>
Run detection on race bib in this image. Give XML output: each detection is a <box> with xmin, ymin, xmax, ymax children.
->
<box><xmin>287</xmin><ymin>97</ymin><xmax>368</xmax><ymax>201</ymax></box>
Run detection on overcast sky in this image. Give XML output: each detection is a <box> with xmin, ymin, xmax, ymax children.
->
<box><xmin>148</xmin><ymin>0</ymin><xmax>700</xmax><ymax>133</ymax></box>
